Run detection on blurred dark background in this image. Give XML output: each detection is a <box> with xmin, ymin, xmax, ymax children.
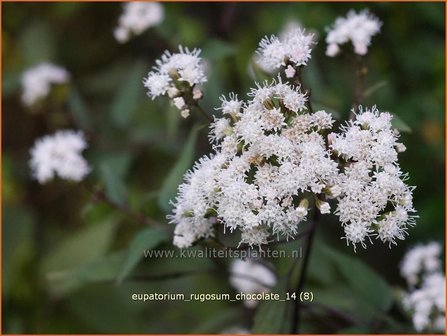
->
<box><xmin>2</xmin><ymin>2</ymin><xmax>445</xmax><ymax>334</ymax></box>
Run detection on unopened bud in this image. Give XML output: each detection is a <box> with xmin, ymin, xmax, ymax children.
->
<box><xmin>181</xmin><ymin>109</ymin><xmax>190</xmax><ymax>119</ymax></box>
<box><xmin>173</xmin><ymin>97</ymin><xmax>186</xmax><ymax>110</ymax></box>
<box><xmin>168</xmin><ymin>68</ymin><xmax>180</xmax><ymax>80</ymax></box>
<box><xmin>284</xmin><ymin>65</ymin><xmax>296</xmax><ymax>79</ymax></box>
<box><xmin>263</xmin><ymin>98</ymin><xmax>275</xmax><ymax>110</ymax></box>
<box><xmin>316</xmin><ymin>199</ymin><xmax>330</xmax><ymax>214</ymax></box>
<box><xmin>192</xmin><ymin>87</ymin><xmax>204</xmax><ymax>100</ymax></box>
<box><xmin>296</xmin><ymin>198</ymin><xmax>309</xmax><ymax>217</ymax></box>
<box><xmin>167</xmin><ymin>87</ymin><xmax>180</xmax><ymax>98</ymax></box>
<box><xmin>327</xmin><ymin>133</ymin><xmax>337</xmax><ymax>146</ymax></box>
<box><xmin>324</xmin><ymin>185</ymin><xmax>341</xmax><ymax>198</ymax></box>
<box><xmin>395</xmin><ymin>143</ymin><xmax>406</xmax><ymax>153</ymax></box>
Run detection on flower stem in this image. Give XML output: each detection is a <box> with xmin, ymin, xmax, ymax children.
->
<box><xmin>193</xmin><ymin>101</ymin><xmax>213</xmax><ymax>123</ymax></box>
<box><xmin>291</xmin><ymin>207</ymin><xmax>319</xmax><ymax>333</ymax></box>
<box><xmin>84</xmin><ymin>184</ymin><xmax>166</xmax><ymax>230</ymax></box>
<box><xmin>351</xmin><ymin>56</ymin><xmax>367</xmax><ymax>118</ymax></box>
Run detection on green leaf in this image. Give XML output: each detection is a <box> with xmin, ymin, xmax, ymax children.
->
<box><xmin>392</xmin><ymin>114</ymin><xmax>412</xmax><ymax>133</ymax></box>
<box><xmin>68</xmin><ymin>88</ymin><xmax>92</xmax><ymax>130</ymax></box>
<box><xmin>110</xmin><ymin>61</ymin><xmax>146</xmax><ymax>128</ymax></box>
<box><xmin>66</xmin><ymin>282</ymin><xmax>145</xmax><ymax>332</ymax></box>
<box><xmin>202</xmin><ymin>39</ymin><xmax>236</xmax><ymax>61</ymax></box>
<box><xmin>46</xmin><ymin>251</ymin><xmax>125</xmax><ymax>296</ymax></box>
<box><xmin>320</xmin><ymin>244</ymin><xmax>393</xmax><ymax>312</ymax></box>
<box><xmin>117</xmin><ymin>228</ymin><xmax>168</xmax><ymax>283</ymax></box>
<box><xmin>42</xmin><ymin>218</ymin><xmax>117</xmax><ymax>282</ymax></box>
<box><xmin>3</xmin><ymin>206</ymin><xmax>35</xmax><ymax>298</ymax></box>
<box><xmin>157</xmin><ymin>125</ymin><xmax>201</xmax><ymax>213</ymax></box>
<box><xmin>252</xmin><ymin>276</ymin><xmax>293</xmax><ymax>334</ymax></box>
<box><xmin>363</xmin><ymin>80</ymin><xmax>388</xmax><ymax>98</ymax></box>
<box><xmin>100</xmin><ymin>162</ymin><xmax>129</xmax><ymax>207</ymax></box>
<box><xmin>191</xmin><ymin>307</ymin><xmax>246</xmax><ymax>333</ymax></box>
<box><xmin>19</xmin><ymin>22</ymin><xmax>56</xmax><ymax>65</ymax></box>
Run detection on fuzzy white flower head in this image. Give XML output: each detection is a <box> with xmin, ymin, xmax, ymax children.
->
<box><xmin>326</xmin><ymin>9</ymin><xmax>381</xmax><ymax>57</ymax></box>
<box><xmin>167</xmin><ymin>154</ymin><xmax>226</xmax><ymax>248</ymax></box>
<box><xmin>29</xmin><ymin>130</ymin><xmax>90</xmax><ymax>184</ymax></box>
<box><xmin>114</xmin><ymin>2</ymin><xmax>164</xmax><ymax>43</ymax></box>
<box><xmin>403</xmin><ymin>272</ymin><xmax>445</xmax><ymax>332</ymax></box>
<box><xmin>230</xmin><ymin>259</ymin><xmax>277</xmax><ymax>307</ymax></box>
<box><xmin>21</xmin><ymin>63</ymin><xmax>70</xmax><ymax>106</ymax></box>
<box><xmin>332</xmin><ymin>106</ymin><xmax>416</xmax><ymax>249</ymax></box>
<box><xmin>400</xmin><ymin>242</ymin><xmax>442</xmax><ymax>287</ymax></box>
<box><xmin>400</xmin><ymin>243</ymin><xmax>445</xmax><ymax>332</ymax></box>
<box><xmin>216</xmin><ymin>93</ymin><xmax>243</xmax><ymax>117</ymax></box>
<box><xmin>256</xmin><ymin>28</ymin><xmax>315</xmax><ymax>72</ymax></box>
<box><xmin>144</xmin><ymin>46</ymin><xmax>207</xmax><ymax>100</ymax></box>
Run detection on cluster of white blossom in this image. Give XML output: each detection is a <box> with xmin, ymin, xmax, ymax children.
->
<box><xmin>29</xmin><ymin>130</ymin><xmax>90</xmax><ymax>184</ymax></box>
<box><xmin>325</xmin><ymin>10</ymin><xmax>381</xmax><ymax>57</ymax></box>
<box><xmin>143</xmin><ymin>46</ymin><xmax>206</xmax><ymax>118</ymax></box>
<box><xmin>330</xmin><ymin>106</ymin><xmax>417</xmax><ymax>249</ymax></box>
<box><xmin>400</xmin><ymin>242</ymin><xmax>445</xmax><ymax>333</ymax></box>
<box><xmin>256</xmin><ymin>27</ymin><xmax>314</xmax><ymax>76</ymax></box>
<box><xmin>21</xmin><ymin>63</ymin><xmax>70</xmax><ymax>106</ymax></box>
<box><xmin>401</xmin><ymin>242</ymin><xmax>442</xmax><ymax>286</ymax></box>
<box><xmin>229</xmin><ymin>259</ymin><xmax>277</xmax><ymax>308</ymax></box>
<box><xmin>114</xmin><ymin>2</ymin><xmax>164</xmax><ymax>43</ymax></box>
<box><xmin>168</xmin><ymin>78</ymin><xmax>339</xmax><ymax>248</ymax></box>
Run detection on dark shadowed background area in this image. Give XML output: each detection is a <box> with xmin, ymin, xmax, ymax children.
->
<box><xmin>2</xmin><ymin>2</ymin><xmax>445</xmax><ymax>334</ymax></box>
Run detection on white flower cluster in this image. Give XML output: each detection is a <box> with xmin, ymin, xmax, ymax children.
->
<box><xmin>170</xmin><ymin>100</ymin><xmax>416</xmax><ymax>249</ymax></box>
<box><xmin>114</xmin><ymin>2</ymin><xmax>164</xmax><ymax>43</ymax></box>
<box><xmin>29</xmin><ymin>130</ymin><xmax>90</xmax><ymax>184</ymax></box>
<box><xmin>169</xmin><ymin>78</ymin><xmax>339</xmax><ymax>248</ymax></box>
<box><xmin>229</xmin><ymin>259</ymin><xmax>277</xmax><ymax>308</ymax></box>
<box><xmin>401</xmin><ymin>242</ymin><xmax>442</xmax><ymax>286</ymax></box>
<box><xmin>256</xmin><ymin>28</ymin><xmax>314</xmax><ymax>76</ymax></box>
<box><xmin>331</xmin><ymin>106</ymin><xmax>417</xmax><ymax>249</ymax></box>
<box><xmin>325</xmin><ymin>10</ymin><xmax>381</xmax><ymax>57</ymax></box>
<box><xmin>144</xmin><ymin>46</ymin><xmax>206</xmax><ymax>118</ymax></box>
<box><xmin>21</xmin><ymin>63</ymin><xmax>70</xmax><ymax>106</ymax></box>
<box><xmin>400</xmin><ymin>242</ymin><xmax>445</xmax><ymax>332</ymax></box>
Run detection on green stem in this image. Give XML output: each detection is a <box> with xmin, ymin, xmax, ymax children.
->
<box><xmin>84</xmin><ymin>184</ymin><xmax>166</xmax><ymax>230</ymax></box>
<box><xmin>290</xmin><ymin>207</ymin><xmax>319</xmax><ymax>333</ymax></box>
<box><xmin>351</xmin><ymin>56</ymin><xmax>367</xmax><ymax>118</ymax></box>
<box><xmin>194</xmin><ymin>101</ymin><xmax>213</xmax><ymax>123</ymax></box>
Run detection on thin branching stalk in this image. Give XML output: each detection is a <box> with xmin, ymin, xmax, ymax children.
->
<box><xmin>351</xmin><ymin>55</ymin><xmax>368</xmax><ymax>117</ymax></box>
<box><xmin>84</xmin><ymin>184</ymin><xmax>166</xmax><ymax>230</ymax></box>
<box><xmin>291</xmin><ymin>207</ymin><xmax>319</xmax><ymax>333</ymax></box>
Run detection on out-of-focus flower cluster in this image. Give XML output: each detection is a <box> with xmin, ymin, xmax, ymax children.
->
<box><xmin>325</xmin><ymin>10</ymin><xmax>381</xmax><ymax>57</ymax></box>
<box><xmin>29</xmin><ymin>130</ymin><xmax>90</xmax><ymax>184</ymax></box>
<box><xmin>21</xmin><ymin>63</ymin><xmax>70</xmax><ymax>106</ymax></box>
<box><xmin>229</xmin><ymin>259</ymin><xmax>277</xmax><ymax>308</ymax></box>
<box><xmin>400</xmin><ymin>242</ymin><xmax>445</xmax><ymax>333</ymax></box>
<box><xmin>114</xmin><ymin>2</ymin><xmax>164</xmax><ymax>43</ymax></box>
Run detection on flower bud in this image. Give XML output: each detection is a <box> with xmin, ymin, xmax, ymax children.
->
<box><xmin>263</xmin><ymin>98</ymin><xmax>275</xmax><ymax>110</ymax></box>
<box><xmin>327</xmin><ymin>132</ymin><xmax>337</xmax><ymax>146</ymax></box>
<box><xmin>284</xmin><ymin>65</ymin><xmax>296</xmax><ymax>78</ymax></box>
<box><xmin>167</xmin><ymin>87</ymin><xmax>180</xmax><ymax>98</ymax></box>
<box><xmin>324</xmin><ymin>185</ymin><xmax>341</xmax><ymax>198</ymax></box>
<box><xmin>316</xmin><ymin>199</ymin><xmax>330</xmax><ymax>214</ymax></box>
<box><xmin>296</xmin><ymin>198</ymin><xmax>309</xmax><ymax>217</ymax></box>
<box><xmin>395</xmin><ymin>143</ymin><xmax>407</xmax><ymax>153</ymax></box>
<box><xmin>192</xmin><ymin>87</ymin><xmax>204</xmax><ymax>100</ymax></box>
<box><xmin>181</xmin><ymin>109</ymin><xmax>190</xmax><ymax>119</ymax></box>
<box><xmin>173</xmin><ymin>97</ymin><xmax>186</xmax><ymax>110</ymax></box>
